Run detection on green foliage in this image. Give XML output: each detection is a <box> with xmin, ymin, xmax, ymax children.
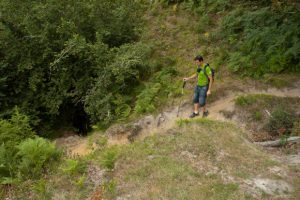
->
<box><xmin>61</xmin><ymin>159</ymin><xmax>87</xmax><ymax>176</ymax></box>
<box><xmin>279</xmin><ymin>135</ymin><xmax>288</xmax><ymax>146</ymax></box>
<box><xmin>135</xmin><ymin>83</ymin><xmax>162</xmax><ymax>113</ymax></box>
<box><xmin>189</xmin><ymin>0</ymin><xmax>300</xmax><ymax>77</ymax></box>
<box><xmin>253</xmin><ymin>111</ymin><xmax>262</xmax><ymax>121</ymax></box>
<box><xmin>217</xmin><ymin>3</ymin><xmax>300</xmax><ymax>77</ymax></box>
<box><xmin>264</xmin><ymin>107</ymin><xmax>295</xmax><ymax>136</ymax></box>
<box><xmin>103</xmin><ymin>180</ymin><xmax>117</xmax><ymax>198</ymax></box>
<box><xmin>0</xmin><ymin>0</ymin><xmax>144</xmax><ymax>131</ymax></box>
<box><xmin>0</xmin><ymin>110</ymin><xmax>60</xmax><ymax>183</ymax></box>
<box><xmin>197</xmin><ymin>14</ymin><xmax>214</xmax><ymax>33</ymax></box>
<box><xmin>113</xmin><ymin>94</ymin><xmax>132</xmax><ymax>121</ymax></box>
<box><xmin>17</xmin><ymin>137</ymin><xmax>61</xmax><ymax>178</ymax></box>
<box><xmin>210</xmin><ymin>183</ymin><xmax>239</xmax><ymax>199</ymax></box>
<box><xmin>235</xmin><ymin>95</ymin><xmax>257</xmax><ymax>106</ymax></box>
<box><xmin>0</xmin><ymin>177</ymin><xmax>19</xmax><ymax>185</ymax></box>
<box><xmin>85</xmin><ymin>42</ymin><xmax>153</xmax><ymax>124</ymax></box>
<box><xmin>291</xmin><ymin>121</ymin><xmax>300</xmax><ymax>136</ymax></box>
<box><xmin>0</xmin><ymin>109</ymin><xmax>35</xmax><ymax>181</ymax></box>
<box><xmin>75</xmin><ymin>175</ymin><xmax>86</xmax><ymax>188</ymax></box>
<box><xmin>134</xmin><ymin>67</ymin><xmax>179</xmax><ymax>114</ymax></box>
<box><xmin>100</xmin><ymin>148</ymin><xmax>119</xmax><ymax>170</ymax></box>
<box><xmin>32</xmin><ymin>179</ymin><xmax>47</xmax><ymax>198</ymax></box>
<box><xmin>0</xmin><ymin>108</ymin><xmax>35</xmax><ymax>149</ymax></box>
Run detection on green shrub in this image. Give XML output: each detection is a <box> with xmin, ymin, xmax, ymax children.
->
<box><xmin>103</xmin><ymin>180</ymin><xmax>117</xmax><ymax>198</ymax></box>
<box><xmin>218</xmin><ymin>5</ymin><xmax>300</xmax><ymax>77</ymax></box>
<box><xmin>235</xmin><ymin>95</ymin><xmax>257</xmax><ymax>106</ymax></box>
<box><xmin>135</xmin><ymin>83</ymin><xmax>162</xmax><ymax>113</ymax></box>
<box><xmin>100</xmin><ymin>148</ymin><xmax>119</xmax><ymax>170</ymax></box>
<box><xmin>75</xmin><ymin>175</ymin><xmax>87</xmax><ymax>188</ymax></box>
<box><xmin>85</xmin><ymin>42</ymin><xmax>153</xmax><ymax>123</ymax></box>
<box><xmin>134</xmin><ymin>67</ymin><xmax>179</xmax><ymax>114</ymax></box>
<box><xmin>253</xmin><ymin>111</ymin><xmax>262</xmax><ymax>121</ymax></box>
<box><xmin>0</xmin><ymin>109</ymin><xmax>35</xmax><ymax>181</ymax></box>
<box><xmin>32</xmin><ymin>179</ymin><xmax>47</xmax><ymax>198</ymax></box>
<box><xmin>291</xmin><ymin>121</ymin><xmax>300</xmax><ymax>136</ymax></box>
<box><xmin>0</xmin><ymin>108</ymin><xmax>35</xmax><ymax>151</ymax></box>
<box><xmin>197</xmin><ymin>14</ymin><xmax>213</xmax><ymax>33</ymax></box>
<box><xmin>17</xmin><ymin>137</ymin><xmax>61</xmax><ymax>178</ymax></box>
<box><xmin>61</xmin><ymin>159</ymin><xmax>87</xmax><ymax>176</ymax></box>
<box><xmin>264</xmin><ymin>107</ymin><xmax>295</xmax><ymax>136</ymax></box>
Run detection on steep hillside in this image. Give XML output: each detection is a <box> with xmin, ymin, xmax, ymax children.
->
<box><xmin>1</xmin><ymin>1</ymin><xmax>300</xmax><ymax>200</ymax></box>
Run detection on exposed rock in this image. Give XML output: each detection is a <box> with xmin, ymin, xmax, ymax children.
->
<box><xmin>252</xmin><ymin>178</ymin><xmax>292</xmax><ymax>195</ymax></box>
<box><xmin>135</xmin><ymin>115</ymin><xmax>155</xmax><ymax>127</ymax></box>
<box><xmin>180</xmin><ymin>150</ymin><xmax>197</xmax><ymax>159</ymax></box>
<box><xmin>105</xmin><ymin>123</ymin><xmax>142</xmax><ymax>142</ymax></box>
<box><xmin>116</xmin><ymin>194</ymin><xmax>132</xmax><ymax>200</ymax></box>
<box><xmin>269</xmin><ymin>166</ymin><xmax>287</xmax><ymax>177</ymax></box>
<box><xmin>286</xmin><ymin>154</ymin><xmax>300</xmax><ymax>165</ymax></box>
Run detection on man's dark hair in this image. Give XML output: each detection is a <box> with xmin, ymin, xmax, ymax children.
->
<box><xmin>194</xmin><ymin>55</ymin><xmax>203</xmax><ymax>62</ymax></box>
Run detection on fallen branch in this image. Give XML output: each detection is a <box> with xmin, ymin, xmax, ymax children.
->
<box><xmin>254</xmin><ymin>136</ymin><xmax>300</xmax><ymax>147</ymax></box>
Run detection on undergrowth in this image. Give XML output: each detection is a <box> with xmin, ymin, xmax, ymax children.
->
<box><xmin>235</xmin><ymin>94</ymin><xmax>300</xmax><ymax>137</ymax></box>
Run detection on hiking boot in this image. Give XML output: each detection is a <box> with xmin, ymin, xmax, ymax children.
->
<box><xmin>189</xmin><ymin>112</ymin><xmax>199</xmax><ymax>118</ymax></box>
<box><xmin>202</xmin><ymin>110</ymin><xmax>209</xmax><ymax>118</ymax></box>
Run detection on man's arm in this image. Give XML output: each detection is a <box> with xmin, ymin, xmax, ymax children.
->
<box><xmin>207</xmin><ymin>75</ymin><xmax>213</xmax><ymax>95</ymax></box>
<box><xmin>183</xmin><ymin>73</ymin><xmax>197</xmax><ymax>81</ymax></box>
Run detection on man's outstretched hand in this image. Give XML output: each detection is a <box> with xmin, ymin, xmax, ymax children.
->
<box><xmin>207</xmin><ymin>90</ymin><xmax>211</xmax><ymax>96</ymax></box>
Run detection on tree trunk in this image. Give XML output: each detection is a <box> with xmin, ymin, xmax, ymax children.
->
<box><xmin>254</xmin><ymin>137</ymin><xmax>300</xmax><ymax>147</ymax></box>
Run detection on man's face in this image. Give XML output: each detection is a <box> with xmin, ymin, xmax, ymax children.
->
<box><xmin>195</xmin><ymin>60</ymin><xmax>202</xmax><ymax>66</ymax></box>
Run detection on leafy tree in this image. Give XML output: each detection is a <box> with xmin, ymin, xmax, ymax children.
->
<box><xmin>0</xmin><ymin>0</ymin><xmax>144</xmax><ymax>132</ymax></box>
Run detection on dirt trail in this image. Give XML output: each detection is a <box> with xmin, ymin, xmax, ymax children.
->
<box><xmin>134</xmin><ymin>86</ymin><xmax>300</xmax><ymax>142</ymax></box>
<box><xmin>56</xmin><ymin>85</ymin><xmax>300</xmax><ymax>156</ymax></box>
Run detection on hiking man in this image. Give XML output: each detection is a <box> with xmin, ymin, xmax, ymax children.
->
<box><xmin>183</xmin><ymin>55</ymin><xmax>213</xmax><ymax>118</ymax></box>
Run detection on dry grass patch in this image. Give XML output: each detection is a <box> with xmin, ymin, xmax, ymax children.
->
<box><xmin>106</xmin><ymin>119</ymin><xmax>297</xmax><ymax>199</ymax></box>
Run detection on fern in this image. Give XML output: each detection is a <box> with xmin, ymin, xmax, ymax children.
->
<box><xmin>17</xmin><ymin>137</ymin><xmax>61</xmax><ymax>178</ymax></box>
<box><xmin>135</xmin><ymin>83</ymin><xmax>162</xmax><ymax>114</ymax></box>
<box><xmin>113</xmin><ymin>94</ymin><xmax>132</xmax><ymax>121</ymax></box>
<box><xmin>61</xmin><ymin>159</ymin><xmax>86</xmax><ymax>176</ymax></box>
<box><xmin>212</xmin><ymin>3</ymin><xmax>300</xmax><ymax>77</ymax></box>
<box><xmin>100</xmin><ymin>148</ymin><xmax>119</xmax><ymax>170</ymax></box>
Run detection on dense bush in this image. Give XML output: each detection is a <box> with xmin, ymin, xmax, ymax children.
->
<box><xmin>85</xmin><ymin>42</ymin><xmax>153</xmax><ymax>124</ymax></box>
<box><xmin>61</xmin><ymin>159</ymin><xmax>87</xmax><ymax>176</ymax></box>
<box><xmin>0</xmin><ymin>109</ymin><xmax>35</xmax><ymax>181</ymax></box>
<box><xmin>134</xmin><ymin>67</ymin><xmax>180</xmax><ymax>114</ymax></box>
<box><xmin>264</xmin><ymin>107</ymin><xmax>295</xmax><ymax>136</ymax></box>
<box><xmin>220</xmin><ymin>5</ymin><xmax>300</xmax><ymax>77</ymax></box>
<box><xmin>100</xmin><ymin>148</ymin><xmax>119</xmax><ymax>170</ymax></box>
<box><xmin>17</xmin><ymin>137</ymin><xmax>61</xmax><ymax>178</ymax></box>
<box><xmin>291</xmin><ymin>121</ymin><xmax>300</xmax><ymax>136</ymax></box>
<box><xmin>0</xmin><ymin>0</ymin><xmax>144</xmax><ymax>132</ymax></box>
<box><xmin>0</xmin><ymin>108</ymin><xmax>35</xmax><ymax>149</ymax></box>
<box><xmin>0</xmin><ymin>111</ymin><xmax>60</xmax><ymax>183</ymax></box>
<box><xmin>187</xmin><ymin>0</ymin><xmax>300</xmax><ymax>77</ymax></box>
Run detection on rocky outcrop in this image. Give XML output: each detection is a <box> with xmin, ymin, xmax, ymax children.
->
<box><xmin>105</xmin><ymin>123</ymin><xmax>142</xmax><ymax>142</ymax></box>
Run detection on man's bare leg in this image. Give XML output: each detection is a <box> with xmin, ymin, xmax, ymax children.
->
<box><xmin>194</xmin><ymin>103</ymin><xmax>199</xmax><ymax>113</ymax></box>
<box><xmin>202</xmin><ymin>105</ymin><xmax>206</xmax><ymax>113</ymax></box>
<box><xmin>202</xmin><ymin>105</ymin><xmax>209</xmax><ymax>117</ymax></box>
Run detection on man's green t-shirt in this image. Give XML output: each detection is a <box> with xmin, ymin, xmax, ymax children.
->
<box><xmin>197</xmin><ymin>64</ymin><xmax>212</xmax><ymax>86</ymax></box>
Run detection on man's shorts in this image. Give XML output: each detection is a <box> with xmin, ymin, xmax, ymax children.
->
<box><xmin>193</xmin><ymin>85</ymin><xmax>208</xmax><ymax>106</ymax></box>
